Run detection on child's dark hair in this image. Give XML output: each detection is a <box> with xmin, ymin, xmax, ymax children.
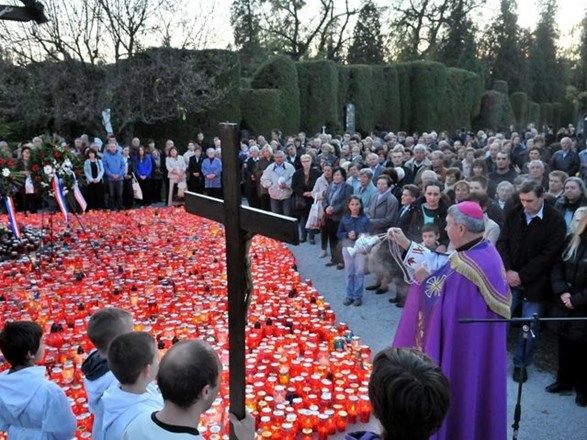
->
<box><xmin>0</xmin><ymin>321</ymin><xmax>43</xmax><ymax>367</ymax></box>
<box><xmin>369</xmin><ymin>347</ymin><xmax>450</xmax><ymax>440</ymax></box>
<box><xmin>108</xmin><ymin>332</ymin><xmax>156</xmax><ymax>385</ymax></box>
<box><xmin>346</xmin><ymin>195</ymin><xmax>364</xmax><ymax>216</ymax></box>
<box><xmin>421</xmin><ymin>223</ymin><xmax>439</xmax><ymax>236</ymax></box>
<box><xmin>87</xmin><ymin>308</ymin><xmax>133</xmax><ymax>354</ymax></box>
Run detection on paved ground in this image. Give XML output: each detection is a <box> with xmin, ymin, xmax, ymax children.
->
<box><xmin>288</xmin><ymin>239</ymin><xmax>587</xmax><ymax>440</ymax></box>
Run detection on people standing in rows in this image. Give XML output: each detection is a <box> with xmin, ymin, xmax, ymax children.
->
<box><xmin>201</xmin><ymin>147</ymin><xmax>222</xmax><ymax>199</ymax></box>
<box><xmin>292</xmin><ymin>154</ymin><xmax>321</xmax><ymax>243</ymax></box>
<box><xmin>322</xmin><ymin>167</ymin><xmax>354</xmax><ymax>270</ymax></box>
<box><xmin>133</xmin><ymin>145</ymin><xmax>153</xmax><ymax>206</ymax></box>
<box><xmin>165</xmin><ymin>146</ymin><xmax>187</xmax><ymax>206</ymax></box>
<box><xmin>261</xmin><ymin>150</ymin><xmax>295</xmax><ymax>216</ymax></box>
<box><xmin>84</xmin><ymin>148</ymin><xmax>105</xmax><ymax>211</ymax></box>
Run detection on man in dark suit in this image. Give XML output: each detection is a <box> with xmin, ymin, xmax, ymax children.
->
<box><xmin>551</xmin><ymin>137</ymin><xmax>579</xmax><ymax>177</ymax></box>
<box><xmin>187</xmin><ymin>145</ymin><xmax>204</xmax><ymax>193</ymax></box>
<box><xmin>497</xmin><ymin>180</ymin><xmax>566</xmax><ymax>383</ymax></box>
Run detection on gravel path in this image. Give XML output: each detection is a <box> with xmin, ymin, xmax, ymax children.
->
<box><xmin>288</xmin><ymin>240</ymin><xmax>587</xmax><ymax>440</ymax></box>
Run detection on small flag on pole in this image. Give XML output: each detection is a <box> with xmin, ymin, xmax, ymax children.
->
<box><xmin>4</xmin><ymin>196</ymin><xmax>21</xmax><ymax>238</ymax></box>
<box><xmin>52</xmin><ymin>175</ymin><xmax>69</xmax><ymax>221</ymax></box>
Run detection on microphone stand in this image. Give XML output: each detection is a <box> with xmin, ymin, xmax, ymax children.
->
<box><xmin>459</xmin><ymin>314</ymin><xmax>587</xmax><ymax>440</ymax></box>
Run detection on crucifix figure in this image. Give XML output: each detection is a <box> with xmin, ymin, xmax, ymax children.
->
<box><xmin>0</xmin><ymin>0</ymin><xmax>48</xmax><ymax>23</ymax></box>
<box><xmin>184</xmin><ymin>123</ymin><xmax>299</xmax><ymax>439</ymax></box>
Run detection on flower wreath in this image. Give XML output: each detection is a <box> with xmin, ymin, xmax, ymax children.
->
<box><xmin>0</xmin><ymin>156</ymin><xmax>25</xmax><ymax>199</ymax></box>
<box><xmin>29</xmin><ymin>143</ymin><xmax>84</xmax><ymax>199</ymax></box>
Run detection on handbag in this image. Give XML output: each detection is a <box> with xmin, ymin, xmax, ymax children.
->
<box><xmin>294</xmin><ymin>195</ymin><xmax>306</xmax><ymax>211</ymax></box>
<box><xmin>305</xmin><ymin>196</ymin><xmax>324</xmax><ymax>230</ymax></box>
<box><xmin>177</xmin><ymin>180</ymin><xmax>187</xmax><ymax>198</ymax></box>
<box><xmin>131</xmin><ymin>173</ymin><xmax>143</xmax><ymax>200</ymax></box>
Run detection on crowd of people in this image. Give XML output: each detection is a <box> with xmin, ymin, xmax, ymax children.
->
<box><xmin>2</xmin><ymin>123</ymin><xmax>587</xmax><ymax>439</ymax></box>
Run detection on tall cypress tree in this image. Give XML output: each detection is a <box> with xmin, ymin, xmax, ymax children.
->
<box><xmin>528</xmin><ymin>0</ymin><xmax>562</xmax><ymax>102</ymax></box>
<box><xmin>347</xmin><ymin>1</ymin><xmax>384</xmax><ymax>64</ymax></box>
<box><xmin>578</xmin><ymin>11</ymin><xmax>587</xmax><ymax>91</ymax></box>
<box><xmin>230</xmin><ymin>0</ymin><xmax>266</xmax><ymax>76</ymax></box>
<box><xmin>481</xmin><ymin>0</ymin><xmax>529</xmax><ymax>93</ymax></box>
<box><xmin>436</xmin><ymin>0</ymin><xmax>480</xmax><ymax>72</ymax></box>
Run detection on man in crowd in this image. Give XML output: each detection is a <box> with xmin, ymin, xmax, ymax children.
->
<box><xmin>260</xmin><ymin>150</ymin><xmax>295</xmax><ymax>216</ymax></box>
<box><xmin>551</xmin><ymin>137</ymin><xmax>579</xmax><ymax>177</ymax></box>
<box><xmin>489</xmin><ymin>152</ymin><xmax>518</xmax><ymax>186</ymax></box>
<box><xmin>497</xmin><ymin>180</ymin><xmax>565</xmax><ymax>383</ymax></box>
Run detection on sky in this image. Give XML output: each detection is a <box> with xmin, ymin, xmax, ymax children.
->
<box><xmin>205</xmin><ymin>0</ymin><xmax>586</xmax><ymax>51</ymax></box>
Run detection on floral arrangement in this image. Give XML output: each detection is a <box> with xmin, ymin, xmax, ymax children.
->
<box><xmin>0</xmin><ymin>156</ymin><xmax>25</xmax><ymax>198</ymax></box>
<box><xmin>29</xmin><ymin>143</ymin><xmax>84</xmax><ymax>198</ymax></box>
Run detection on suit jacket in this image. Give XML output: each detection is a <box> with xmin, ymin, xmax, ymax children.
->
<box><xmin>367</xmin><ymin>191</ymin><xmax>399</xmax><ymax>234</ymax></box>
<box><xmin>551</xmin><ymin>149</ymin><xmax>579</xmax><ymax>176</ymax></box>
<box><xmin>323</xmin><ymin>183</ymin><xmax>354</xmax><ymax>222</ymax></box>
<box><xmin>496</xmin><ymin>201</ymin><xmax>565</xmax><ymax>301</ymax></box>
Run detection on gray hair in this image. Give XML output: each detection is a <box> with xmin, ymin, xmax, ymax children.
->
<box><xmin>447</xmin><ymin>204</ymin><xmax>485</xmax><ymax>233</ymax></box>
<box><xmin>565</xmin><ymin>176</ymin><xmax>587</xmax><ymax>196</ymax></box>
<box><xmin>413</xmin><ymin>144</ymin><xmax>428</xmax><ymax>154</ymax></box>
<box><xmin>528</xmin><ymin>159</ymin><xmax>544</xmax><ymax>172</ymax></box>
<box><xmin>249</xmin><ymin>146</ymin><xmax>260</xmax><ymax>154</ymax></box>
<box><xmin>359</xmin><ymin>168</ymin><xmax>374</xmax><ymax>178</ymax></box>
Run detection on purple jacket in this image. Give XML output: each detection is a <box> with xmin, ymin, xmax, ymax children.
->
<box><xmin>345</xmin><ymin>432</ymin><xmax>381</xmax><ymax>440</ymax></box>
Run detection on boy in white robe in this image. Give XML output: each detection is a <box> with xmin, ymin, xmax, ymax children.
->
<box><xmin>102</xmin><ymin>332</ymin><xmax>163</xmax><ymax>439</ymax></box>
<box><xmin>81</xmin><ymin>307</ymin><xmax>134</xmax><ymax>440</ymax></box>
<box><xmin>0</xmin><ymin>321</ymin><xmax>76</xmax><ymax>439</ymax></box>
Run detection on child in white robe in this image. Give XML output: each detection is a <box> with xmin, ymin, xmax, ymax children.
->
<box><xmin>102</xmin><ymin>332</ymin><xmax>163</xmax><ymax>439</ymax></box>
<box><xmin>81</xmin><ymin>307</ymin><xmax>134</xmax><ymax>440</ymax></box>
<box><xmin>0</xmin><ymin>321</ymin><xmax>76</xmax><ymax>439</ymax></box>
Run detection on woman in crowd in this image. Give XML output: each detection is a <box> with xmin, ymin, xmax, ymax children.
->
<box><xmin>121</xmin><ymin>146</ymin><xmax>134</xmax><ymax>209</ymax></box>
<box><xmin>322</xmin><ymin>167</ymin><xmax>353</xmax><ymax>270</ymax></box>
<box><xmin>366</xmin><ymin>174</ymin><xmax>400</xmax><ymax>295</ymax></box>
<box><xmin>399</xmin><ymin>180</ymin><xmax>449</xmax><ymax>251</ymax></box>
<box><xmin>317</xmin><ymin>143</ymin><xmax>339</xmax><ymax>168</ymax></box>
<box><xmin>292</xmin><ymin>154</ymin><xmax>321</xmax><ymax>244</ymax></box>
<box><xmin>83</xmin><ymin>148</ymin><xmax>104</xmax><ymax>211</ymax></box>
<box><xmin>201</xmin><ymin>147</ymin><xmax>222</xmax><ymax>199</ymax></box>
<box><xmin>149</xmin><ymin>140</ymin><xmax>164</xmax><ymax>203</ymax></box>
<box><xmin>165</xmin><ymin>146</ymin><xmax>187</xmax><ymax>206</ymax></box>
<box><xmin>338</xmin><ymin>195</ymin><xmax>372</xmax><ymax>307</ymax></box>
<box><xmin>15</xmin><ymin>146</ymin><xmax>38</xmax><ymax>213</ymax></box>
<box><xmin>470</xmin><ymin>158</ymin><xmax>496</xmax><ymax>198</ymax></box>
<box><xmin>256</xmin><ymin>146</ymin><xmax>273</xmax><ymax>211</ymax></box>
<box><xmin>548</xmin><ymin>207</ymin><xmax>587</xmax><ymax>407</ymax></box>
<box><xmin>313</xmin><ymin>162</ymin><xmax>333</xmax><ymax>259</ymax></box>
<box><xmin>453</xmin><ymin>180</ymin><xmax>471</xmax><ymax>204</ymax></box>
<box><xmin>133</xmin><ymin>145</ymin><xmax>152</xmax><ymax>206</ymax></box>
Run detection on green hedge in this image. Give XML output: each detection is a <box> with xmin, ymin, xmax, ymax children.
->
<box><xmin>395</xmin><ymin>63</ymin><xmax>412</xmax><ymax>132</ymax></box>
<box><xmin>527</xmin><ymin>101</ymin><xmax>540</xmax><ymax>126</ymax></box>
<box><xmin>296</xmin><ymin>60</ymin><xmax>340</xmax><ymax>135</ymax></box>
<box><xmin>443</xmin><ymin>68</ymin><xmax>480</xmax><ymax>131</ymax></box>
<box><xmin>252</xmin><ymin>55</ymin><xmax>300</xmax><ymax>135</ymax></box>
<box><xmin>539</xmin><ymin>102</ymin><xmax>562</xmax><ymax>129</ymax></box>
<box><xmin>493</xmin><ymin>80</ymin><xmax>509</xmax><ymax>95</ymax></box>
<box><xmin>475</xmin><ymin>90</ymin><xmax>515</xmax><ymax>132</ymax></box>
<box><xmin>241</xmin><ymin>89</ymin><xmax>283</xmax><ymax>137</ymax></box>
<box><xmin>371</xmin><ymin>66</ymin><xmax>401</xmax><ymax>132</ymax></box>
<box><xmin>510</xmin><ymin>92</ymin><xmax>528</xmax><ymax>129</ymax></box>
<box><xmin>410</xmin><ymin>61</ymin><xmax>447</xmax><ymax>131</ymax></box>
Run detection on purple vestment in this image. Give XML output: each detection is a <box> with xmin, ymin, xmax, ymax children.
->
<box><xmin>393</xmin><ymin>240</ymin><xmax>511</xmax><ymax>440</ymax></box>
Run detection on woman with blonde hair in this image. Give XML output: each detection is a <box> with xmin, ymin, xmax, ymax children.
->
<box><xmin>547</xmin><ymin>206</ymin><xmax>587</xmax><ymax>406</ymax></box>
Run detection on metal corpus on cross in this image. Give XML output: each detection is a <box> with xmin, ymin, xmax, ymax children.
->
<box><xmin>184</xmin><ymin>123</ymin><xmax>299</xmax><ymax>438</ymax></box>
<box><xmin>0</xmin><ymin>0</ymin><xmax>48</xmax><ymax>23</ymax></box>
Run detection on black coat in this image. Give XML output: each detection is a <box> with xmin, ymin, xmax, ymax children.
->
<box><xmin>549</xmin><ymin>236</ymin><xmax>587</xmax><ymax>343</ymax></box>
<box><xmin>496</xmin><ymin>201</ymin><xmax>565</xmax><ymax>301</ymax></box>
<box><xmin>399</xmin><ymin>197</ymin><xmax>450</xmax><ymax>246</ymax></box>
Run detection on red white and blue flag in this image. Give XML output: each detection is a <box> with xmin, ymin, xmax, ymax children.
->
<box><xmin>52</xmin><ymin>175</ymin><xmax>69</xmax><ymax>221</ymax></box>
<box><xmin>4</xmin><ymin>196</ymin><xmax>21</xmax><ymax>238</ymax></box>
<box><xmin>72</xmin><ymin>177</ymin><xmax>87</xmax><ymax>212</ymax></box>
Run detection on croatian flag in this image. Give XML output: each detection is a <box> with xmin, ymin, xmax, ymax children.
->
<box><xmin>4</xmin><ymin>196</ymin><xmax>21</xmax><ymax>238</ymax></box>
<box><xmin>72</xmin><ymin>175</ymin><xmax>87</xmax><ymax>212</ymax></box>
<box><xmin>52</xmin><ymin>175</ymin><xmax>69</xmax><ymax>221</ymax></box>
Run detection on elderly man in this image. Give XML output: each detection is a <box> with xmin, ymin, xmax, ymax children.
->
<box><xmin>260</xmin><ymin>150</ymin><xmax>296</xmax><ymax>216</ymax></box>
<box><xmin>551</xmin><ymin>137</ymin><xmax>579</xmax><ymax>176</ymax></box>
<box><xmin>389</xmin><ymin>201</ymin><xmax>511</xmax><ymax>440</ymax></box>
<box><xmin>404</xmin><ymin>144</ymin><xmax>431</xmax><ymax>185</ymax></box>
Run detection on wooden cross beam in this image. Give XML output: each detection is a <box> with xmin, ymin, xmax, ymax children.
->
<box><xmin>0</xmin><ymin>1</ymin><xmax>48</xmax><ymax>24</ymax></box>
<box><xmin>184</xmin><ymin>123</ymin><xmax>299</xmax><ymax>438</ymax></box>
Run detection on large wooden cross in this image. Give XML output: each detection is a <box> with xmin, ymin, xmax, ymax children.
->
<box><xmin>184</xmin><ymin>123</ymin><xmax>299</xmax><ymax>438</ymax></box>
<box><xmin>0</xmin><ymin>0</ymin><xmax>48</xmax><ymax>23</ymax></box>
